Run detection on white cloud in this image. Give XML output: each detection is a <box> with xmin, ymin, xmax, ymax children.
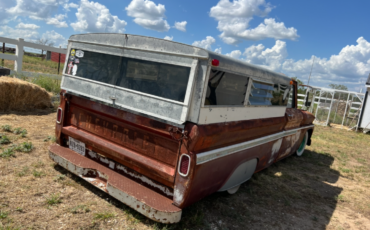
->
<box><xmin>192</xmin><ymin>36</ymin><xmax>216</xmax><ymax>50</ymax></box>
<box><xmin>164</xmin><ymin>36</ymin><xmax>173</xmax><ymax>41</ymax></box>
<box><xmin>210</xmin><ymin>0</ymin><xmax>298</xmax><ymax>44</ymax></box>
<box><xmin>46</xmin><ymin>14</ymin><xmax>68</xmax><ymax>28</ymax></box>
<box><xmin>239</xmin><ymin>37</ymin><xmax>370</xmax><ymax>90</ymax></box>
<box><xmin>0</xmin><ymin>1</ymin><xmax>16</xmax><ymax>24</ymax></box>
<box><xmin>0</xmin><ymin>26</ymin><xmax>39</xmax><ymax>40</ymax></box>
<box><xmin>214</xmin><ymin>47</ymin><xmax>222</xmax><ymax>54</ymax></box>
<box><xmin>41</xmin><ymin>30</ymin><xmax>68</xmax><ymax>48</ymax></box>
<box><xmin>64</xmin><ymin>2</ymin><xmax>79</xmax><ymax>11</ymax></box>
<box><xmin>71</xmin><ymin>0</ymin><xmax>127</xmax><ymax>33</ymax></box>
<box><xmin>8</xmin><ymin>0</ymin><xmax>68</xmax><ymax>21</ymax></box>
<box><xmin>126</xmin><ymin>0</ymin><xmax>170</xmax><ymax>32</ymax></box>
<box><xmin>174</xmin><ymin>21</ymin><xmax>187</xmax><ymax>32</ymax></box>
<box><xmin>244</xmin><ymin>40</ymin><xmax>288</xmax><ymax>71</ymax></box>
<box><xmin>16</xmin><ymin>23</ymin><xmax>40</xmax><ymax>30</ymax></box>
<box><xmin>226</xmin><ymin>50</ymin><xmax>242</xmax><ymax>59</ymax></box>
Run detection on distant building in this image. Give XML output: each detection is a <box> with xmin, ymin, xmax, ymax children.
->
<box><xmin>46</xmin><ymin>51</ymin><xmax>66</xmax><ymax>63</ymax></box>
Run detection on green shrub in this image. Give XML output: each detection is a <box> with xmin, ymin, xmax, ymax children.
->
<box><xmin>31</xmin><ymin>76</ymin><xmax>61</xmax><ymax>94</ymax></box>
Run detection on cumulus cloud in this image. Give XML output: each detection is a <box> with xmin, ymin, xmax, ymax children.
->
<box><xmin>214</xmin><ymin>47</ymin><xmax>222</xmax><ymax>54</ymax></box>
<box><xmin>8</xmin><ymin>0</ymin><xmax>67</xmax><ymax>21</ymax></box>
<box><xmin>0</xmin><ymin>25</ymin><xmax>39</xmax><ymax>40</ymax></box>
<box><xmin>226</xmin><ymin>50</ymin><xmax>242</xmax><ymax>59</ymax></box>
<box><xmin>239</xmin><ymin>37</ymin><xmax>370</xmax><ymax>90</ymax></box>
<box><xmin>126</xmin><ymin>0</ymin><xmax>170</xmax><ymax>32</ymax></box>
<box><xmin>164</xmin><ymin>36</ymin><xmax>173</xmax><ymax>40</ymax></box>
<box><xmin>46</xmin><ymin>14</ymin><xmax>68</xmax><ymax>28</ymax></box>
<box><xmin>71</xmin><ymin>0</ymin><xmax>127</xmax><ymax>33</ymax></box>
<box><xmin>174</xmin><ymin>21</ymin><xmax>187</xmax><ymax>32</ymax></box>
<box><xmin>64</xmin><ymin>2</ymin><xmax>78</xmax><ymax>11</ymax></box>
<box><xmin>41</xmin><ymin>30</ymin><xmax>68</xmax><ymax>48</ymax></box>
<box><xmin>210</xmin><ymin>0</ymin><xmax>298</xmax><ymax>44</ymax></box>
<box><xmin>192</xmin><ymin>36</ymin><xmax>216</xmax><ymax>50</ymax></box>
<box><xmin>0</xmin><ymin>1</ymin><xmax>16</xmax><ymax>24</ymax></box>
<box><xmin>16</xmin><ymin>23</ymin><xmax>40</xmax><ymax>30</ymax></box>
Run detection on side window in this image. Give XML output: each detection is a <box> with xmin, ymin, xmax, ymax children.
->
<box><xmin>286</xmin><ymin>85</ymin><xmax>295</xmax><ymax>108</ymax></box>
<box><xmin>205</xmin><ymin>69</ymin><xmax>249</xmax><ymax>106</ymax></box>
<box><xmin>247</xmin><ymin>80</ymin><xmax>291</xmax><ymax>106</ymax></box>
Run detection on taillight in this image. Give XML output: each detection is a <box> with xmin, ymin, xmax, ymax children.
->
<box><xmin>178</xmin><ymin>154</ymin><xmax>191</xmax><ymax>177</ymax></box>
<box><xmin>56</xmin><ymin>108</ymin><xmax>63</xmax><ymax>124</ymax></box>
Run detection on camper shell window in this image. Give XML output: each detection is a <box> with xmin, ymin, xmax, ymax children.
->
<box><xmin>65</xmin><ymin>49</ymin><xmax>191</xmax><ymax>102</ymax></box>
<box><xmin>204</xmin><ymin>68</ymin><xmax>291</xmax><ymax>107</ymax></box>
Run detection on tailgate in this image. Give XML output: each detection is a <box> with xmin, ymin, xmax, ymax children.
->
<box><xmin>59</xmin><ymin>95</ymin><xmax>182</xmax><ymax>188</ymax></box>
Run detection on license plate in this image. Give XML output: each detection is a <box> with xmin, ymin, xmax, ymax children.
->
<box><xmin>69</xmin><ymin>137</ymin><xmax>85</xmax><ymax>156</ymax></box>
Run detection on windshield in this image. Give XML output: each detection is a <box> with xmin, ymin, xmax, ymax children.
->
<box><xmin>65</xmin><ymin>49</ymin><xmax>191</xmax><ymax>102</ymax></box>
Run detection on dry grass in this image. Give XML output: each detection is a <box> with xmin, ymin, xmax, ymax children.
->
<box><xmin>0</xmin><ymin>111</ymin><xmax>369</xmax><ymax>229</ymax></box>
<box><xmin>0</xmin><ymin>77</ymin><xmax>52</xmax><ymax>112</ymax></box>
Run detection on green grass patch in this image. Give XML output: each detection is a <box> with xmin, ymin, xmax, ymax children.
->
<box><xmin>1</xmin><ymin>125</ymin><xmax>12</xmax><ymax>132</ymax></box>
<box><xmin>17</xmin><ymin>167</ymin><xmax>29</xmax><ymax>177</ymax></box>
<box><xmin>31</xmin><ymin>76</ymin><xmax>61</xmax><ymax>94</ymax></box>
<box><xmin>13</xmin><ymin>128</ymin><xmax>27</xmax><ymax>137</ymax></box>
<box><xmin>0</xmin><ymin>135</ymin><xmax>11</xmax><ymax>145</ymax></box>
<box><xmin>45</xmin><ymin>193</ymin><xmax>62</xmax><ymax>206</ymax></box>
<box><xmin>0</xmin><ymin>148</ymin><xmax>16</xmax><ymax>158</ymax></box>
<box><xmin>0</xmin><ymin>210</ymin><xmax>8</xmax><ymax>219</ymax></box>
<box><xmin>93</xmin><ymin>211</ymin><xmax>116</xmax><ymax>221</ymax></box>
<box><xmin>70</xmin><ymin>205</ymin><xmax>90</xmax><ymax>214</ymax></box>
<box><xmin>33</xmin><ymin>170</ymin><xmax>45</xmax><ymax>178</ymax></box>
<box><xmin>15</xmin><ymin>142</ymin><xmax>33</xmax><ymax>153</ymax></box>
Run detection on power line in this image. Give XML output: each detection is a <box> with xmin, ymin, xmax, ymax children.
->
<box><xmin>307</xmin><ymin>56</ymin><xmax>315</xmax><ymax>85</ymax></box>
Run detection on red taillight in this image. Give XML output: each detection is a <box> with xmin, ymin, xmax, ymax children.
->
<box><xmin>211</xmin><ymin>59</ymin><xmax>219</xmax><ymax>66</ymax></box>
<box><xmin>56</xmin><ymin>108</ymin><xmax>63</xmax><ymax>124</ymax></box>
<box><xmin>178</xmin><ymin>154</ymin><xmax>190</xmax><ymax>177</ymax></box>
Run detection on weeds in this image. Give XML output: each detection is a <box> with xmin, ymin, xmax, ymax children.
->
<box><xmin>17</xmin><ymin>167</ymin><xmax>29</xmax><ymax>177</ymax></box>
<box><xmin>0</xmin><ymin>148</ymin><xmax>15</xmax><ymax>158</ymax></box>
<box><xmin>1</xmin><ymin>125</ymin><xmax>12</xmax><ymax>132</ymax></box>
<box><xmin>53</xmin><ymin>174</ymin><xmax>65</xmax><ymax>182</ymax></box>
<box><xmin>13</xmin><ymin>128</ymin><xmax>27</xmax><ymax>138</ymax></box>
<box><xmin>15</xmin><ymin>142</ymin><xmax>33</xmax><ymax>153</ymax></box>
<box><xmin>0</xmin><ymin>135</ymin><xmax>11</xmax><ymax>145</ymax></box>
<box><xmin>70</xmin><ymin>205</ymin><xmax>90</xmax><ymax>214</ymax></box>
<box><xmin>0</xmin><ymin>210</ymin><xmax>8</xmax><ymax>219</ymax></box>
<box><xmin>31</xmin><ymin>76</ymin><xmax>61</xmax><ymax>94</ymax></box>
<box><xmin>33</xmin><ymin>170</ymin><xmax>45</xmax><ymax>178</ymax></box>
<box><xmin>45</xmin><ymin>193</ymin><xmax>62</xmax><ymax>206</ymax></box>
<box><xmin>32</xmin><ymin>161</ymin><xmax>45</xmax><ymax>168</ymax></box>
<box><xmin>44</xmin><ymin>135</ymin><xmax>56</xmax><ymax>142</ymax></box>
<box><xmin>94</xmin><ymin>212</ymin><xmax>116</xmax><ymax>221</ymax></box>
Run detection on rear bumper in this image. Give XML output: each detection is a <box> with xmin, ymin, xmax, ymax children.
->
<box><xmin>49</xmin><ymin>144</ymin><xmax>182</xmax><ymax>223</ymax></box>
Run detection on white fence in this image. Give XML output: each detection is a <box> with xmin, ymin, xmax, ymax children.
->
<box><xmin>0</xmin><ymin>36</ymin><xmax>66</xmax><ymax>79</ymax></box>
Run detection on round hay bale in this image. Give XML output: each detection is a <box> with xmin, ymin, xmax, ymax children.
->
<box><xmin>0</xmin><ymin>76</ymin><xmax>53</xmax><ymax>112</ymax></box>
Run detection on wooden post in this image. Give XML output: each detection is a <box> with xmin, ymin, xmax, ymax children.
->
<box><xmin>1</xmin><ymin>42</ymin><xmax>4</xmax><ymax>67</ymax></box>
<box><xmin>58</xmin><ymin>46</ymin><xmax>61</xmax><ymax>75</ymax></box>
<box><xmin>14</xmin><ymin>38</ymin><xmax>24</xmax><ymax>73</ymax></box>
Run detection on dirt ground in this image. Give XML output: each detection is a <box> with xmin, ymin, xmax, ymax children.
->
<box><xmin>0</xmin><ymin>109</ymin><xmax>370</xmax><ymax>230</ymax></box>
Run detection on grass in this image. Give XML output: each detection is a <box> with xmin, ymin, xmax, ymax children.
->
<box><xmin>70</xmin><ymin>205</ymin><xmax>90</xmax><ymax>214</ymax></box>
<box><xmin>93</xmin><ymin>212</ymin><xmax>116</xmax><ymax>221</ymax></box>
<box><xmin>45</xmin><ymin>193</ymin><xmax>62</xmax><ymax>206</ymax></box>
<box><xmin>0</xmin><ymin>135</ymin><xmax>11</xmax><ymax>145</ymax></box>
<box><xmin>32</xmin><ymin>170</ymin><xmax>45</xmax><ymax>178</ymax></box>
<box><xmin>2</xmin><ymin>53</ymin><xmax>64</xmax><ymax>75</ymax></box>
<box><xmin>0</xmin><ymin>210</ymin><xmax>8</xmax><ymax>219</ymax></box>
<box><xmin>1</xmin><ymin>125</ymin><xmax>12</xmax><ymax>132</ymax></box>
<box><xmin>0</xmin><ymin>148</ymin><xmax>15</xmax><ymax>158</ymax></box>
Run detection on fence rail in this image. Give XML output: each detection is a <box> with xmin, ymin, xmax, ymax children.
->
<box><xmin>0</xmin><ymin>36</ymin><xmax>66</xmax><ymax>76</ymax></box>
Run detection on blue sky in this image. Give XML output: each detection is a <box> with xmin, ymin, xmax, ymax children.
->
<box><xmin>1</xmin><ymin>0</ymin><xmax>370</xmax><ymax>91</ymax></box>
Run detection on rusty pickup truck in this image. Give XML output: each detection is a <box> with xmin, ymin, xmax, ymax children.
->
<box><xmin>49</xmin><ymin>33</ymin><xmax>315</xmax><ymax>223</ymax></box>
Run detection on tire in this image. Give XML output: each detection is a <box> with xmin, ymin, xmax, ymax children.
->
<box><xmin>296</xmin><ymin>131</ymin><xmax>308</xmax><ymax>156</ymax></box>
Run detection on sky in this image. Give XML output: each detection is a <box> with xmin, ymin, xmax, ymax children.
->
<box><xmin>0</xmin><ymin>0</ymin><xmax>370</xmax><ymax>92</ymax></box>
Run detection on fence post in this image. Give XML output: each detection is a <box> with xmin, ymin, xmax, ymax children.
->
<box><xmin>14</xmin><ymin>38</ymin><xmax>24</xmax><ymax>73</ymax></box>
<box><xmin>1</xmin><ymin>42</ymin><xmax>4</xmax><ymax>67</ymax></box>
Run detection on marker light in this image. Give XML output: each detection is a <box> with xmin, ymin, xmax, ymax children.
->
<box><xmin>178</xmin><ymin>154</ymin><xmax>191</xmax><ymax>177</ymax></box>
<box><xmin>56</xmin><ymin>107</ymin><xmax>63</xmax><ymax>124</ymax></box>
<box><xmin>212</xmin><ymin>59</ymin><xmax>219</xmax><ymax>67</ymax></box>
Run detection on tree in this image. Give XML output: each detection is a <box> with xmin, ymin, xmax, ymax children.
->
<box><xmin>35</xmin><ymin>38</ymin><xmax>55</xmax><ymax>59</ymax></box>
<box><xmin>291</xmin><ymin>77</ymin><xmax>305</xmax><ymax>94</ymax></box>
<box><xmin>328</xmin><ymin>84</ymin><xmax>348</xmax><ymax>91</ymax></box>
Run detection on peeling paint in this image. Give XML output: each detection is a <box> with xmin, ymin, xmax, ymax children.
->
<box><xmin>88</xmin><ymin>150</ymin><xmax>97</xmax><ymax>158</ymax></box>
<box><xmin>116</xmin><ymin>164</ymin><xmax>173</xmax><ymax>197</ymax></box>
<box><xmin>268</xmin><ymin>139</ymin><xmax>282</xmax><ymax>164</ymax></box>
<box><xmin>173</xmin><ymin>186</ymin><xmax>184</xmax><ymax>204</ymax></box>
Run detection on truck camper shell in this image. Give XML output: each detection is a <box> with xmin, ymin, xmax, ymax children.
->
<box><xmin>50</xmin><ymin>33</ymin><xmax>315</xmax><ymax>223</ymax></box>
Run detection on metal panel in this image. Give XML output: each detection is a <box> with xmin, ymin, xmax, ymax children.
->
<box><xmin>198</xmin><ymin>106</ymin><xmax>287</xmax><ymax>124</ymax></box>
<box><xmin>218</xmin><ymin>159</ymin><xmax>257</xmax><ymax>191</ymax></box>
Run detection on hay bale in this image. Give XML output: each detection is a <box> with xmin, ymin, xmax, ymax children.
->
<box><xmin>0</xmin><ymin>76</ymin><xmax>53</xmax><ymax>111</ymax></box>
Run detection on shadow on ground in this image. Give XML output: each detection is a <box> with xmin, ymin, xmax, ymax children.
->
<box><xmin>53</xmin><ymin>148</ymin><xmax>341</xmax><ymax>230</ymax></box>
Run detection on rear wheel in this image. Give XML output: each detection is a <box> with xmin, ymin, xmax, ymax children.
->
<box><xmin>296</xmin><ymin>132</ymin><xmax>308</xmax><ymax>156</ymax></box>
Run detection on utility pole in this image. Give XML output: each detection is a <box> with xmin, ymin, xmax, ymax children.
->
<box><xmin>2</xmin><ymin>43</ymin><xmax>4</xmax><ymax>67</ymax></box>
<box><xmin>307</xmin><ymin>56</ymin><xmax>315</xmax><ymax>86</ymax></box>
